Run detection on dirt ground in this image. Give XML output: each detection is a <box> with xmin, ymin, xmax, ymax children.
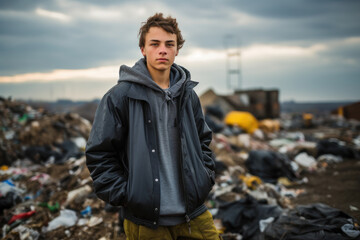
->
<box><xmin>291</xmin><ymin>158</ymin><xmax>360</xmax><ymax>221</ymax></box>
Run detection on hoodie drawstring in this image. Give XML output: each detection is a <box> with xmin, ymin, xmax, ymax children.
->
<box><xmin>160</xmin><ymin>91</ymin><xmax>176</xmax><ymax>121</ymax></box>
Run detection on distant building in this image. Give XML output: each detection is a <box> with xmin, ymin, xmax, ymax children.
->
<box><xmin>332</xmin><ymin>101</ymin><xmax>360</xmax><ymax>121</ymax></box>
<box><xmin>199</xmin><ymin>89</ymin><xmax>235</xmax><ymax>114</ymax></box>
<box><xmin>200</xmin><ymin>88</ymin><xmax>280</xmax><ymax>119</ymax></box>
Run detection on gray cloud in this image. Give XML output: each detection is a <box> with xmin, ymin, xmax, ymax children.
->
<box><xmin>0</xmin><ymin>0</ymin><xmax>55</xmax><ymax>10</ymax></box>
<box><xmin>0</xmin><ymin>0</ymin><xmax>359</xmax><ymax>101</ymax></box>
<box><xmin>0</xmin><ymin>3</ymin><xmax>141</xmax><ymax>74</ymax></box>
<box><xmin>227</xmin><ymin>0</ymin><xmax>360</xmax><ymax>19</ymax></box>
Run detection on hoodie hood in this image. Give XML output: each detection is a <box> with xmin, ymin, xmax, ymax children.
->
<box><xmin>118</xmin><ymin>58</ymin><xmax>192</xmax><ymax>97</ymax></box>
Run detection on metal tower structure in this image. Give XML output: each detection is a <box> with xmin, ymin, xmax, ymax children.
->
<box><xmin>224</xmin><ymin>35</ymin><xmax>242</xmax><ymax>91</ymax></box>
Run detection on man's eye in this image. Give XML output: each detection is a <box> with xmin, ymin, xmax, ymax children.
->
<box><xmin>151</xmin><ymin>43</ymin><xmax>158</xmax><ymax>46</ymax></box>
<box><xmin>167</xmin><ymin>44</ymin><xmax>174</xmax><ymax>47</ymax></box>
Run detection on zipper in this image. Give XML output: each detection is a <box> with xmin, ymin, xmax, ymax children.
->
<box><xmin>185</xmin><ymin>214</ymin><xmax>191</xmax><ymax>234</ymax></box>
<box><xmin>178</xmin><ymin>85</ymin><xmax>191</xmax><ymax>232</ymax></box>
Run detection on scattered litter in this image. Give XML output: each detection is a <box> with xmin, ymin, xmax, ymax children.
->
<box><xmin>318</xmin><ymin>154</ymin><xmax>343</xmax><ymax>163</ymax></box>
<box><xmin>1</xmin><ymin>97</ymin><xmax>359</xmax><ymax>240</ymax></box>
<box><xmin>341</xmin><ymin>223</ymin><xmax>360</xmax><ymax>238</ymax></box>
<box><xmin>44</xmin><ymin>209</ymin><xmax>78</xmax><ymax>232</ymax></box>
<box><xmin>88</xmin><ymin>216</ymin><xmax>103</xmax><ymax>227</ymax></box>
<box><xmin>294</xmin><ymin>152</ymin><xmax>317</xmax><ymax>169</ymax></box>
<box><xmin>350</xmin><ymin>205</ymin><xmax>359</xmax><ymax>211</ymax></box>
<box><xmin>259</xmin><ymin>217</ymin><xmax>274</xmax><ymax>232</ymax></box>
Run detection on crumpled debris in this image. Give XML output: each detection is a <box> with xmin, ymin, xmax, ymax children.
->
<box><xmin>206</xmin><ymin>109</ymin><xmax>359</xmax><ymax>239</ymax></box>
<box><xmin>318</xmin><ymin>154</ymin><xmax>343</xmax><ymax>163</ymax></box>
<box><xmin>1</xmin><ymin>97</ymin><xmax>360</xmax><ymax>240</ymax></box>
<box><xmin>8</xmin><ymin>210</ymin><xmax>36</xmax><ymax>225</ymax></box>
<box><xmin>294</xmin><ymin>152</ymin><xmax>317</xmax><ymax>170</ymax></box>
<box><xmin>0</xmin><ymin>97</ymin><xmax>91</xmax><ymax>165</ymax></box>
<box><xmin>43</xmin><ymin>209</ymin><xmax>78</xmax><ymax>232</ymax></box>
<box><xmin>341</xmin><ymin>223</ymin><xmax>360</xmax><ymax>238</ymax></box>
<box><xmin>0</xmin><ymin>98</ymin><xmax>123</xmax><ymax>239</ymax></box>
<box><xmin>263</xmin><ymin>203</ymin><xmax>360</xmax><ymax>240</ymax></box>
<box><xmin>6</xmin><ymin>225</ymin><xmax>40</xmax><ymax>240</ymax></box>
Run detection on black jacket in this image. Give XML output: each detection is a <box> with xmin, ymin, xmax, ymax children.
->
<box><xmin>85</xmin><ymin>79</ymin><xmax>216</xmax><ymax>229</ymax></box>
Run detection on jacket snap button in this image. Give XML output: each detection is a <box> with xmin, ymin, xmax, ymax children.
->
<box><xmin>155</xmin><ymin>208</ymin><xmax>158</xmax><ymax>211</ymax></box>
<box><xmin>153</xmin><ymin>221</ymin><xmax>156</xmax><ymax>225</ymax></box>
<box><xmin>155</xmin><ymin>178</ymin><xmax>159</xmax><ymax>182</ymax></box>
<box><xmin>148</xmin><ymin>120</ymin><xmax>151</xmax><ymax>123</ymax></box>
<box><xmin>152</xmin><ymin>149</ymin><xmax>155</xmax><ymax>153</ymax></box>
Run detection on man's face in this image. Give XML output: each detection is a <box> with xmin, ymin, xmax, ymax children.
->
<box><xmin>141</xmin><ymin>27</ymin><xmax>178</xmax><ymax>73</ymax></box>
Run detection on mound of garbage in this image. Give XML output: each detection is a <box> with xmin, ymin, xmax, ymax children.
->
<box><xmin>1</xmin><ymin>97</ymin><xmax>360</xmax><ymax>240</ymax></box>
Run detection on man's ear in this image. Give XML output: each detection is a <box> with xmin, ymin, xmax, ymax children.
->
<box><xmin>175</xmin><ymin>49</ymin><xmax>179</xmax><ymax>56</ymax></box>
<box><xmin>141</xmin><ymin>47</ymin><xmax>146</xmax><ymax>57</ymax></box>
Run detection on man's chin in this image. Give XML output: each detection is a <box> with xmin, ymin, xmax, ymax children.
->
<box><xmin>155</xmin><ymin>64</ymin><xmax>171</xmax><ymax>71</ymax></box>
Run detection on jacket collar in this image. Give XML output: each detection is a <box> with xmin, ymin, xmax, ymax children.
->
<box><xmin>187</xmin><ymin>80</ymin><xmax>198</xmax><ymax>89</ymax></box>
<box><xmin>127</xmin><ymin>83</ymin><xmax>150</xmax><ymax>102</ymax></box>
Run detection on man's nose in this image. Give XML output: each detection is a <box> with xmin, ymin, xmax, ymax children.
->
<box><xmin>159</xmin><ymin>44</ymin><xmax>167</xmax><ymax>55</ymax></box>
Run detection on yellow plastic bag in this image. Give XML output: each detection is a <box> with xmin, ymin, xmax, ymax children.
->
<box><xmin>224</xmin><ymin>111</ymin><xmax>259</xmax><ymax>134</ymax></box>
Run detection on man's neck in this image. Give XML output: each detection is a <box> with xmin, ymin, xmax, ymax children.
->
<box><xmin>148</xmin><ymin>67</ymin><xmax>171</xmax><ymax>89</ymax></box>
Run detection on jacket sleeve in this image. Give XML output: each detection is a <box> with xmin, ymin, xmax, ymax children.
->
<box><xmin>85</xmin><ymin>90</ymin><xmax>128</xmax><ymax>206</ymax></box>
<box><xmin>191</xmin><ymin>90</ymin><xmax>216</xmax><ymax>172</ymax></box>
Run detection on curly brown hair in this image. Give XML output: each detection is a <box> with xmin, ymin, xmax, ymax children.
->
<box><xmin>138</xmin><ymin>13</ymin><xmax>185</xmax><ymax>51</ymax></box>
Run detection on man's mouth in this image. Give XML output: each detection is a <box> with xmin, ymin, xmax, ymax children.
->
<box><xmin>157</xmin><ymin>58</ymin><xmax>168</xmax><ymax>62</ymax></box>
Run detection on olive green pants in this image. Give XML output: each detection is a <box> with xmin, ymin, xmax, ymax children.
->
<box><xmin>124</xmin><ymin>210</ymin><xmax>221</xmax><ymax>240</ymax></box>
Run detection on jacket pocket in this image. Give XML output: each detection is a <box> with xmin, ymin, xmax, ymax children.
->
<box><xmin>203</xmin><ymin>165</ymin><xmax>215</xmax><ymax>187</ymax></box>
<box><xmin>198</xmin><ymin>164</ymin><xmax>214</xmax><ymax>204</ymax></box>
<box><xmin>186</xmin><ymin>157</ymin><xmax>214</xmax><ymax>205</ymax></box>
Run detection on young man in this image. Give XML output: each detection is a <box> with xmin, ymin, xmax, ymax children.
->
<box><xmin>86</xmin><ymin>13</ymin><xmax>220</xmax><ymax>239</ymax></box>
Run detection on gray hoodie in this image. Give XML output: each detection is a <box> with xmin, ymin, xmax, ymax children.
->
<box><xmin>118</xmin><ymin>58</ymin><xmax>188</xmax><ymax>225</ymax></box>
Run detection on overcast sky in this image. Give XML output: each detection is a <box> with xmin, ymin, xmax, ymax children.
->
<box><xmin>0</xmin><ymin>0</ymin><xmax>359</xmax><ymax>102</ymax></box>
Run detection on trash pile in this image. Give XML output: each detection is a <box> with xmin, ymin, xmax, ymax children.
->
<box><xmin>205</xmin><ymin>108</ymin><xmax>360</xmax><ymax>239</ymax></box>
<box><xmin>1</xmin><ymin>97</ymin><xmax>360</xmax><ymax>240</ymax></box>
<box><xmin>0</xmin><ymin>97</ymin><xmax>123</xmax><ymax>239</ymax></box>
<box><xmin>0</xmin><ymin>97</ymin><xmax>91</xmax><ymax>165</ymax></box>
